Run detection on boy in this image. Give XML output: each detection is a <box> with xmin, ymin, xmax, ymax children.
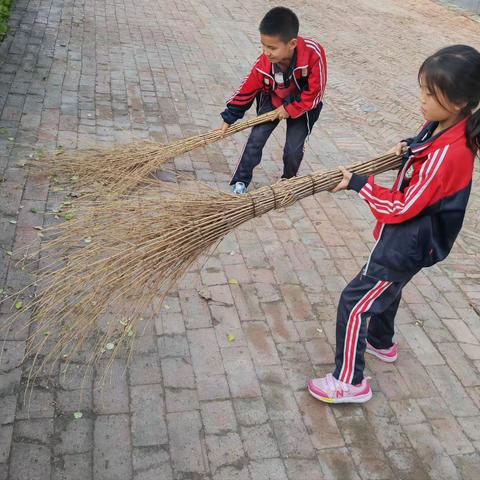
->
<box><xmin>219</xmin><ymin>7</ymin><xmax>327</xmax><ymax>193</ymax></box>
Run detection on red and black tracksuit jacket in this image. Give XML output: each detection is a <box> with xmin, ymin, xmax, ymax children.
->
<box><xmin>221</xmin><ymin>36</ymin><xmax>327</xmax><ymax>124</ymax></box>
<box><xmin>347</xmin><ymin>117</ymin><xmax>475</xmax><ymax>281</ymax></box>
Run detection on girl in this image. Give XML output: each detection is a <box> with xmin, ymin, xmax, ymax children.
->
<box><xmin>308</xmin><ymin>44</ymin><xmax>480</xmax><ymax>403</ymax></box>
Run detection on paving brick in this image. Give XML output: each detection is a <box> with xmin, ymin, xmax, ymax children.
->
<box><xmin>240</xmin><ymin>423</ymin><xmax>279</xmax><ymax>459</ymax></box>
<box><xmin>132</xmin><ymin>446</ymin><xmax>173</xmax><ymax>480</ymax></box>
<box><xmin>130</xmin><ymin>384</ymin><xmax>168</xmax><ymax>446</ymax></box>
<box><xmin>230</xmin><ymin>284</ymin><xmax>265</xmax><ymax>322</ymax></box>
<box><xmin>167</xmin><ymin>411</ymin><xmax>208</xmax><ymax>475</ymax></box>
<box><xmin>205</xmin><ymin>432</ymin><xmax>244</xmax><ymax>473</ymax></box>
<box><xmin>221</xmin><ymin>346</ymin><xmax>261</xmax><ymax>398</ymax></box>
<box><xmin>94</xmin><ymin>414</ymin><xmax>132</xmax><ymax>480</ymax></box>
<box><xmin>395</xmin><ymin>350</ymin><xmax>438</xmax><ymax>398</ymax></box>
<box><xmin>398</xmin><ymin>324</ymin><xmax>444</xmax><ymax>366</ymax></box>
<box><xmin>304</xmin><ymin>337</ymin><xmax>335</xmax><ymax>365</ymax></box>
<box><xmin>15</xmin><ymin>386</ymin><xmax>54</xmax><ymax>419</ymax></box>
<box><xmin>187</xmin><ymin>328</ymin><xmax>225</xmax><ymax>376</ymax></box>
<box><xmin>54</xmin><ymin>415</ymin><xmax>92</xmax><ymax>455</ymax></box>
<box><xmin>200</xmin><ymin>400</ymin><xmax>237</xmax><ymax>435</ymax></box>
<box><xmin>161</xmin><ymin>357</ymin><xmax>195</xmax><ymax>389</ymax></box>
<box><xmin>385</xmin><ymin>449</ymin><xmax>430</xmax><ymax>480</ymax></box>
<box><xmin>0</xmin><ymin>394</ymin><xmax>16</xmax><ymax>425</ymax></box>
<box><xmin>261</xmin><ymin>300</ymin><xmax>300</xmax><ymax>343</ymax></box>
<box><xmin>279</xmin><ymin>284</ymin><xmax>314</xmax><ymax>322</ymax></box>
<box><xmin>127</xmin><ymin>353</ymin><xmax>163</xmax><ymax>386</ymax></box>
<box><xmin>426</xmin><ymin>365</ymin><xmax>478</xmax><ymax>417</ymax></box>
<box><xmin>178</xmin><ymin>289</ymin><xmax>212</xmax><ymax>329</ymax></box>
<box><xmin>430</xmin><ymin>416</ymin><xmax>475</xmax><ymax>455</ymax></box>
<box><xmin>0</xmin><ymin>424</ymin><xmax>12</xmax><ymax>463</ymax></box>
<box><xmin>294</xmin><ymin>391</ymin><xmax>344</xmax><ymax>450</ymax></box>
<box><xmin>451</xmin><ymin>453</ymin><xmax>480</xmax><ymax>480</ymax></box>
<box><xmin>403</xmin><ymin>423</ymin><xmax>461</xmax><ymax>480</ymax></box>
<box><xmin>213</xmin><ymin>464</ymin><xmax>250</xmax><ymax>480</ymax></box>
<box><xmin>93</xmin><ymin>360</ymin><xmax>129</xmax><ymax>414</ymax></box>
<box><xmin>157</xmin><ymin>334</ymin><xmax>190</xmax><ymax>358</ymax></box>
<box><xmin>53</xmin><ymin>452</ymin><xmax>92</xmax><ymax>480</ymax></box>
<box><xmin>9</xmin><ymin>443</ymin><xmax>51</xmax><ymax>480</ymax></box>
<box><xmin>244</xmin><ymin>321</ymin><xmax>280</xmax><ymax>366</ymax></box>
<box><xmin>437</xmin><ymin>342</ymin><xmax>480</xmax><ymax>387</ymax></box>
<box><xmin>317</xmin><ymin>447</ymin><xmax>361</xmax><ymax>480</ymax></box>
<box><xmin>284</xmin><ymin>459</ymin><xmax>324</xmax><ymax>480</ymax></box>
<box><xmin>248</xmin><ymin>458</ymin><xmax>288</xmax><ymax>480</ymax></box>
<box><xmin>390</xmin><ymin>399</ymin><xmax>426</xmax><ymax>425</ymax></box>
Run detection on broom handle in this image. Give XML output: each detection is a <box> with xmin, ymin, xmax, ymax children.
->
<box><xmin>169</xmin><ymin>111</ymin><xmax>279</xmax><ymax>151</ymax></box>
<box><xmin>249</xmin><ymin>154</ymin><xmax>404</xmax><ymax>215</ymax></box>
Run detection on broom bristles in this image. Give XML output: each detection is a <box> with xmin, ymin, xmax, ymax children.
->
<box><xmin>30</xmin><ymin>111</ymin><xmax>279</xmax><ymax>196</ymax></box>
<box><xmin>2</xmin><ymin>153</ymin><xmax>402</xmax><ymax>385</ymax></box>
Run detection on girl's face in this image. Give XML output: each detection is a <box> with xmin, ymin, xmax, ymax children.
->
<box><xmin>419</xmin><ymin>76</ymin><xmax>465</xmax><ymax>123</ymax></box>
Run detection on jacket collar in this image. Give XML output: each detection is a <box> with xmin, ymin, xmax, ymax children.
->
<box><xmin>410</xmin><ymin>116</ymin><xmax>469</xmax><ymax>154</ymax></box>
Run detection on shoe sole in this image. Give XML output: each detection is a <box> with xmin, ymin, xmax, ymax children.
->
<box><xmin>307</xmin><ymin>385</ymin><xmax>372</xmax><ymax>404</ymax></box>
<box><xmin>365</xmin><ymin>348</ymin><xmax>397</xmax><ymax>363</ymax></box>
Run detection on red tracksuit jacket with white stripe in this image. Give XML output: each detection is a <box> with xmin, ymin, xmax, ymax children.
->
<box><xmin>221</xmin><ymin>36</ymin><xmax>327</xmax><ymax>124</ymax></box>
<box><xmin>347</xmin><ymin>117</ymin><xmax>475</xmax><ymax>281</ymax></box>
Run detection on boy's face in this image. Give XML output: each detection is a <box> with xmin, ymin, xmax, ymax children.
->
<box><xmin>260</xmin><ymin>34</ymin><xmax>297</xmax><ymax>64</ymax></box>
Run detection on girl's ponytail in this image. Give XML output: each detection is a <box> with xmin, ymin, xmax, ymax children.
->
<box><xmin>466</xmin><ymin>108</ymin><xmax>480</xmax><ymax>154</ymax></box>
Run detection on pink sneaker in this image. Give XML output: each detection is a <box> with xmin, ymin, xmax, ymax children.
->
<box><xmin>365</xmin><ymin>340</ymin><xmax>398</xmax><ymax>363</ymax></box>
<box><xmin>307</xmin><ymin>373</ymin><xmax>372</xmax><ymax>404</ymax></box>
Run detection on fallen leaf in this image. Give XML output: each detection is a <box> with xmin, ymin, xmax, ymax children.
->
<box><xmin>0</xmin><ymin>288</ymin><xmax>4</xmax><ymax>295</ymax></box>
<box><xmin>73</xmin><ymin>411</ymin><xmax>83</xmax><ymax>419</ymax></box>
<box><xmin>9</xmin><ymin>220</ymin><xmax>17</xmax><ymax>225</ymax></box>
<box><xmin>84</xmin><ymin>237</ymin><xmax>92</xmax><ymax>244</ymax></box>
<box><xmin>5</xmin><ymin>251</ymin><xmax>12</xmax><ymax>256</ymax></box>
<box><xmin>228</xmin><ymin>278</ymin><xmax>239</xmax><ymax>285</ymax></box>
<box><xmin>227</xmin><ymin>334</ymin><xmax>236</xmax><ymax>342</ymax></box>
<box><xmin>15</xmin><ymin>301</ymin><xmax>23</xmax><ymax>310</ymax></box>
<box><xmin>30</xmin><ymin>208</ymin><xmax>38</xmax><ymax>214</ymax></box>
<box><xmin>63</xmin><ymin>213</ymin><xmax>74</xmax><ymax>221</ymax></box>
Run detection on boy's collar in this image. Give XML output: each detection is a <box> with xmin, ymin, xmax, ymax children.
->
<box><xmin>272</xmin><ymin>49</ymin><xmax>297</xmax><ymax>75</ymax></box>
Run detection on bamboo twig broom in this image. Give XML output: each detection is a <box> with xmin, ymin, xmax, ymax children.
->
<box><xmin>2</xmin><ymin>153</ymin><xmax>402</xmax><ymax>385</ymax></box>
<box><xmin>33</xmin><ymin>111</ymin><xmax>279</xmax><ymax>195</ymax></box>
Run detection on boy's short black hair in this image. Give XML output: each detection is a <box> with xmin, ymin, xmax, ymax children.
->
<box><xmin>259</xmin><ymin>7</ymin><xmax>299</xmax><ymax>42</ymax></box>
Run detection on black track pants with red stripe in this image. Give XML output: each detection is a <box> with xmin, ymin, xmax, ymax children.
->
<box><xmin>333</xmin><ymin>268</ymin><xmax>410</xmax><ymax>385</ymax></box>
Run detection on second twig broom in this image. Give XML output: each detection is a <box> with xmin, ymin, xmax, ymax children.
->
<box><xmin>3</xmin><ymin>153</ymin><xmax>402</xmax><ymax>382</ymax></box>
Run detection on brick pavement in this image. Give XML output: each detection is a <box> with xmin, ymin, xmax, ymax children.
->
<box><xmin>1</xmin><ymin>0</ymin><xmax>480</xmax><ymax>479</ymax></box>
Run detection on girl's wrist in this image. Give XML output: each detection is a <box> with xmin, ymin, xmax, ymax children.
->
<box><xmin>348</xmin><ymin>173</ymin><xmax>368</xmax><ymax>192</ymax></box>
